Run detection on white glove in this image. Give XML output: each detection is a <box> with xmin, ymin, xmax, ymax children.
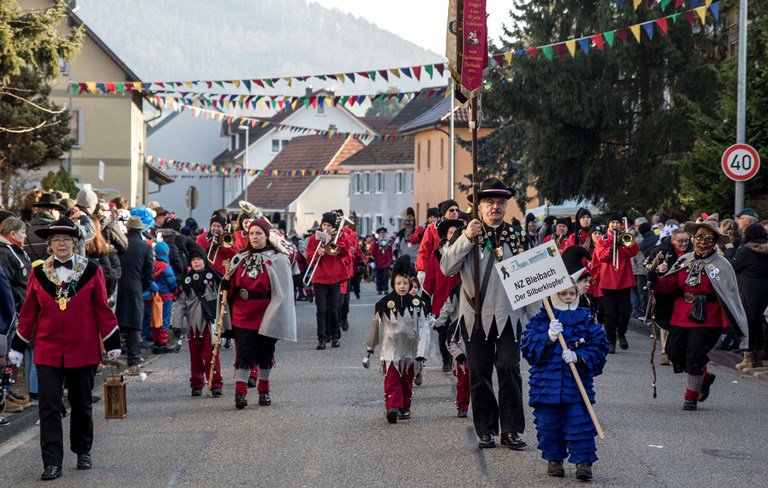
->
<box><xmin>107</xmin><ymin>349</ymin><xmax>121</xmax><ymax>361</ymax></box>
<box><xmin>8</xmin><ymin>350</ymin><xmax>23</xmax><ymax>367</ymax></box>
<box><xmin>547</xmin><ymin>319</ymin><xmax>563</xmax><ymax>342</ymax></box>
<box><xmin>562</xmin><ymin>349</ymin><xmax>578</xmax><ymax>364</ymax></box>
<box><xmin>363</xmin><ymin>352</ymin><xmax>372</xmax><ymax>369</ymax></box>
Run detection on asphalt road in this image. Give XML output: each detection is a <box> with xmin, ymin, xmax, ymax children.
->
<box><xmin>2</xmin><ymin>282</ymin><xmax>767</xmax><ymax>487</ymax></box>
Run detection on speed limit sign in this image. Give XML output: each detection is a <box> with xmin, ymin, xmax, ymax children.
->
<box><xmin>722</xmin><ymin>143</ymin><xmax>761</xmax><ymax>181</ymax></box>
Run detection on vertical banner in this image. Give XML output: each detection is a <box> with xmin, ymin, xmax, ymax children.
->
<box><xmin>459</xmin><ymin>0</ymin><xmax>488</xmax><ymax>99</ymax></box>
<box><xmin>446</xmin><ymin>0</ymin><xmax>464</xmax><ymax>91</ymax></box>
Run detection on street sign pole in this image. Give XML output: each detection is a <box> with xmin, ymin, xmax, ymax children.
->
<box><xmin>735</xmin><ymin>0</ymin><xmax>748</xmax><ymax>213</ymax></box>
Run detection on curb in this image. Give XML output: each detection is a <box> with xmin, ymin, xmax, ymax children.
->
<box><xmin>627</xmin><ymin>319</ymin><xmax>768</xmax><ymax>382</ymax></box>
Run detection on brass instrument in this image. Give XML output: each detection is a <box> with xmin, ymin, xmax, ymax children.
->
<box><xmin>220</xmin><ymin>232</ymin><xmax>235</xmax><ymax>248</ymax></box>
<box><xmin>234</xmin><ymin>200</ymin><xmax>262</xmax><ymax>231</ymax></box>
<box><xmin>612</xmin><ymin>217</ymin><xmax>635</xmax><ymax>270</ymax></box>
<box><xmin>303</xmin><ymin>216</ymin><xmax>354</xmax><ymax>286</ymax></box>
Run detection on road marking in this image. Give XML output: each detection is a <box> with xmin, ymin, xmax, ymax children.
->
<box><xmin>167</xmin><ymin>431</ymin><xmax>214</xmax><ymax>487</ymax></box>
<box><xmin>0</xmin><ymin>425</ymin><xmax>38</xmax><ymax>459</ymax></box>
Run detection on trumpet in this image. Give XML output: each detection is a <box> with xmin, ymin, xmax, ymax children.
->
<box><xmin>303</xmin><ymin>216</ymin><xmax>354</xmax><ymax>286</ymax></box>
<box><xmin>220</xmin><ymin>232</ymin><xmax>235</xmax><ymax>248</ymax></box>
<box><xmin>612</xmin><ymin>217</ymin><xmax>635</xmax><ymax>270</ymax></box>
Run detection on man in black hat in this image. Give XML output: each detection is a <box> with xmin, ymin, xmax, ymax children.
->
<box><xmin>25</xmin><ymin>193</ymin><xmax>66</xmax><ymax>262</ymax></box>
<box><xmin>441</xmin><ymin>177</ymin><xmax>529</xmax><ymax>450</ymax></box>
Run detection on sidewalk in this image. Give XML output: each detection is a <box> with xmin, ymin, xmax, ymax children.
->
<box><xmin>627</xmin><ymin>318</ymin><xmax>768</xmax><ymax>381</ymax></box>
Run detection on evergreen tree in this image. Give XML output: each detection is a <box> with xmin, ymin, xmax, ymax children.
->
<box><xmin>42</xmin><ymin>163</ymin><xmax>79</xmax><ymax>197</ymax></box>
<box><xmin>483</xmin><ymin>0</ymin><xmax>726</xmax><ymax>218</ymax></box>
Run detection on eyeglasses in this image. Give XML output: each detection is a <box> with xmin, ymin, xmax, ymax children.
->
<box><xmin>674</xmin><ymin>239</ymin><xmax>690</xmax><ymax>244</ymax></box>
<box><xmin>693</xmin><ymin>235</ymin><xmax>715</xmax><ymax>244</ymax></box>
<box><xmin>50</xmin><ymin>237</ymin><xmax>73</xmax><ymax>244</ymax></box>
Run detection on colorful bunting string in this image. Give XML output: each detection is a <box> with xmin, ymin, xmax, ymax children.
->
<box><xmin>70</xmin><ymin>62</ymin><xmax>448</xmax><ymax>95</ymax></box>
<box><xmin>491</xmin><ymin>2</ymin><xmax>719</xmax><ymax>66</ymax></box>
<box><xmin>152</xmin><ymin>97</ymin><xmax>416</xmax><ymax>142</ymax></box>
<box><xmin>147</xmin><ymin>156</ymin><xmax>345</xmax><ymax>177</ymax></box>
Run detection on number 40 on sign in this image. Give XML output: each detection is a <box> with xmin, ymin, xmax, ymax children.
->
<box><xmin>722</xmin><ymin>143</ymin><xmax>761</xmax><ymax>182</ymax></box>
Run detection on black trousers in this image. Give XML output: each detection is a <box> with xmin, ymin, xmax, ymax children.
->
<box><xmin>748</xmin><ymin>319</ymin><xmax>765</xmax><ymax>352</ymax></box>
<box><xmin>437</xmin><ymin>326</ymin><xmax>451</xmax><ymax>366</ymax></box>
<box><xmin>375</xmin><ymin>267</ymin><xmax>390</xmax><ymax>293</ymax></box>
<box><xmin>350</xmin><ymin>272</ymin><xmax>362</xmax><ymax>299</ymax></box>
<box><xmin>666</xmin><ymin>325</ymin><xmax>721</xmax><ymax>375</ymax></box>
<box><xmin>313</xmin><ymin>282</ymin><xmax>341</xmax><ymax>341</ymax></box>
<box><xmin>602</xmin><ymin>288</ymin><xmax>632</xmax><ymax>344</ymax></box>
<box><xmin>338</xmin><ymin>282</ymin><xmax>350</xmax><ymax>325</ymax></box>
<box><xmin>232</xmin><ymin>326</ymin><xmax>277</xmax><ymax>370</ymax></box>
<box><xmin>462</xmin><ymin>318</ymin><xmax>525</xmax><ymax>437</ymax></box>
<box><xmin>123</xmin><ymin>328</ymin><xmax>142</xmax><ymax>366</ymax></box>
<box><xmin>37</xmin><ymin>364</ymin><xmax>98</xmax><ymax>467</ymax></box>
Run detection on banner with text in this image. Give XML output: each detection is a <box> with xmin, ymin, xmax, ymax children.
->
<box><xmin>495</xmin><ymin>242</ymin><xmax>573</xmax><ymax>310</ymax></box>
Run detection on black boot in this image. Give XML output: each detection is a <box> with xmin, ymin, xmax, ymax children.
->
<box><xmin>258</xmin><ymin>393</ymin><xmax>271</xmax><ymax>406</ymax></box>
<box><xmin>575</xmin><ymin>462</ymin><xmax>593</xmax><ymax>481</ymax></box>
<box><xmin>398</xmin><ymin>408</ymin><xmax>410</xmax><ymax>420</ymax></box>
<box><xmin>191</xmin><ymin>388</ymin><xmax>202</xmax><ymax>397</ymax></box>
<box><xmin>386</xmin><ymin>407</ymin><xmax>398</xmax><ymax>424</ymax></box>
<box><xmin>477</xmin><ymin>434</ymin><xmax>495</xmax><ymax>448</ymax></box>
<box><xmin>547</xmin><ymin>461</ymin><xmax>565</xmax><ymax>477</ymax></box>
<box><xmin>608</xmin><ymin>342</ymin><xmax>616</xmax><ymax>354</ymax></box>
<box><xmin>618</xmin><ymin>335</ymin><xmax>629</xmax><ymax>350</ymax></box>
<box><xmin>40</xmin><ymin>466</ymin><xmax>62</xmax><ymax>480</ymax></box>
<box><xmin>316</xmin><ymin>339</ymin><xmax>326</xmax><ymax>350</ymax></box>
<box><xmin>683</xmin><ymin>399</ymin><xmax>697</xmax><ymax>411</ymax></box>
<box><xmin>331</xmin><ymin>339</ymin><xmax>340</xmax><ymax>348</ymax></box>
<box><xmin>152</xmin><ymin>343</ymin><xmax>170</xmax><ymax>354</ymax></box>
<box><xmin>235</xmin><ymin>393</ymin><xmax>247</xmax><ymax>410</ymax></box>
<box><xmin>76</xmin><ymin>453</ymin><xmax>92</xmax><ymax>470</ymax></box>
<box><xmin>698</xmin><ymin>374</ymin><xmax>716</xmax><ymax>403</ymax></box>
<box><xmin>500</xmin><ymin>432</ymin><xmax>527</xmax><ymax>450</ymax></box>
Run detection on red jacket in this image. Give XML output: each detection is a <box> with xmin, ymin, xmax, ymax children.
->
<box><xmin>414</xmin><ymin>223</ymin><xmax>439</xmax><ymax>272</ymax></box>
<box><xmin>595</xmin><ymin>234</ymin><xmax>639</xmax><ymax>290</ymax></box>
<box><xmin>423</xmin><ymin>248</ymin><xmax>459</xmax><ymax>315</ymax></box>
<box><xmin>654</xmin><ymin>269</ymin><xmax>727</xmax><ymax>329</ymax></box>
<box><xmin>543</xmin><ymin>233</ymin><xmax>569</xmax><ymax>254</ymax></box>
<box><xmin>16</xmin><ymin>261</ymin><xmax>119</xmax><ymax>368</ymax></box>
<box><xmin>409</xmin><ymin>223</ymin><xmax>427</xmax><ymax>245</ymax></box>
<box><xmin>587</xmin><ymin>251</ymin><xmax>602</xmax><ymax>298</ymax></box>
<box><xmin>196</xmin><ymin>232</ymin><xmax>236</xmax><ymax>275</ymax></box>
<box><xmin>305</xmin><ymin>234</ymin><xmax>349</xmax><ymax>285</ymax></box>
<box><xmin>369</xmin><ymin>240</ymin><xmax>393</xmax><ymax>270</ymax></box>
<box><xmin>339</xmin><ymin>227</ymin><xmax>357</xmax><ymax>280</ymax></box>
<box><xmin>234</xmin><ymin>231</ymin><xmax>249</xmax><ymax>253</ymax></box>
<box><xmin>566</xmin><ymin>229</ymin><xmax>591</xmax><ymax>248</ymax></box>
<box><xmin>228</xmin><ymin>261</ymin><xmax>271</xmax><ymax>331</ymax></box>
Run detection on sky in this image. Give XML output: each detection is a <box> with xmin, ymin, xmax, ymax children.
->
<box><xmin>311</xmin><ymin>0</ymin><xmax>513</xmax><ymax>55</ymax></box>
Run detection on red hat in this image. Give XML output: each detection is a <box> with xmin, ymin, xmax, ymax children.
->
<box><xmin>248</xmin><ymin>217</ymin><xmax>271</xmax><ymax>236</ymax></box>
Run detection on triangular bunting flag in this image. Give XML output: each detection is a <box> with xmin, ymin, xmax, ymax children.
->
<box><xmin>710</xmin><ymin>1</ymin><xmax>719</xmax><ymax>20</ymax></box>
<box><xmin>504</xmin><ymin>52</ymin><xmax>513</xmax><ymax>64</ymax></box>
<box><xmin>655</xmin><ymin>17</ymin><xmax>669</xmax><ymax>34</ymax></box>
<box><xmin>661</xmin><ymin>0</ymin><xmax>672</xmax><ymax>11</ymax></box>
<box><xmin>604</xmin><ymin>30</ymin><xmax>615</xmax><ymax>47</ymax></box>
<box><xmin>493</xmin><ymin>55</ymin><xmax>505</xmax><ymax>66</ymax></box>
<box><xmin>435</xmin><ymin>63</ymin><xmax>445</xmax><ymax>76</ymax></box>
<box><xmin>347</xmin><ymin>73</ymin><xmax>355</xmax><ymax>83</ymax></box>
<box><xmin>542</xmin><ymin>46</ymin><xmax>554</xmax><ymax>60</ymax></box>
<box><xmin>684</xmin><ymin>11</ymin><xmax>695</xmax><ymax>26</ymax></box>
<box><xmin>591</xmin><ymin>34</ymin><xmax>604</xmax><ymax>51</ymax></box>
<box><xmin>424</xmin><ymin>65</ymin><xmax>433</xmax><ymax>78</ymax></box>
<box><xmin>642</xmin><ymin>22</ymin><xmax>654</xmax><ymax>41</ymax></box>
<box><xmin>565</xmin><ymin>40</ymin><xmax>577</xmax><ymax>57</ymax></box>
<box><xmin>675</xmin><ymin>0</ymin><xmax>684</xmax><ymax>6</ymax></box>
<box><xmin>528</xmin><ymin>47</ymin><xmax>538</xmax><ymax>57</ymax></box>
<box><xmin>401</xmin><ymin>67</ymin><xmax>412</xmax><ymax>78</ymax></box>
<box><xmin>616</xmin><ymin>28</ymin><xmax>629</xmax><ymax>45</ymax></box>
<box><xmin>690</xmin><ymin>0</ymin><xmax>698</xmax><ymax>7</ymax></box>
<box><xmin>695</xmin><ymin>6</ymin><xmax>707</xmax><ymax>24</ymax></box>
<box><xmin>379</xmin><ymin>70</ymin><xmax>389</xmax><ymax>81</ymax></box>
<box><xmin>577</xmin><ymin>38</ymin><xmax>590</xmax><ymax>54</ymax></box>
<box><xmin>553</xmin><ymin>43</ymin><xmax>566</xmax><ymax>58</ymax></box>
<box><xmin>412</xmin><ymin>66</ymin><xmax>422</xmax><ymax>80</ymax></box>
<box><xmin>337</xmin><ymin>73</ymin><xmax>346</xmax><ymax>83</ymax></box>
<box><xmin>630</xmin><ymin>24</ymin><xmax>641</xmax><ymax>43</ymax></box>
<box><xmin>389</xmin><ymin>68</ymin><xmax>401</xmax><ymax>78</ymax></box>
<box><xmin>633</xmin><ymin>0</ymin><xmax>642</xmax><ymax>10</ymax></box>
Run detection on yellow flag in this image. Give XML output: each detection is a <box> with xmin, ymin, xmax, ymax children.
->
<box><xmin>705</xmin><ymin>0</ymin><xmax>713</xmax><ymax>8</ymax></box>
<box><xmin>565</xmin><ymin>40</ymin><xmax>577</xmax><ymax>57</ymax></box>
<box><xmin>184</xmin><ymin>81</ymin><xmax>194</xmax><ymax>89</ymax></box>
<box><xmin>337</xmin><ymin>73</ymin><xmax>346</xmax><ymax>83</ymax></box>
<box><xmin>630</xmin><ymin>24</ymin><xmax>641</xmax><ymax>43</ymax></box>
<box><xmin>132</xmin><ymin>82</ymin><xmax>142</xmax><ymax>91</ymax></box>
<box><xmin>389</xmin><ymin>68</ymin><xmax>401</xmax><ymax>79</ymax></box>
<box><xmin>85</xmin><ymin>82</ymin><xmax>96</xmax><ymax>93</ymax></box>
<box><xmin>284</xmin><ymin>77</ymin><xmax>293</xmax><ymax>87</ymax></box>
<box><xmin>504</xmin><ymin>52</ymin><xmax>513</xmax><ymax>65</ymax></box>
<box><xmin>695</xmin><ymin>6</ymin><xmax>707</xmax><ymax>24</ymax></box>
<box><xmin>233</xmin><ymin>80</ymin><xmax>241</xmax><ymax>88</ymax></box>
<box><xmin>633</xmin><ymin>0</ymin><xmax>642</xmax><ymax>10</ymax></box>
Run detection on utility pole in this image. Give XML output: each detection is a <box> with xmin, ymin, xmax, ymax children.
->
<box><xmin>734</xmin><ymin>0</ymin><xmax>748</xmax><ymax>213</ymax></box>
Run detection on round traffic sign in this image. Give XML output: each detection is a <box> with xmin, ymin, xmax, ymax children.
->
<box><xmin>721</xmin><ymin>144</ymin><xmax>761</xmax><ymax>181</ymax></box>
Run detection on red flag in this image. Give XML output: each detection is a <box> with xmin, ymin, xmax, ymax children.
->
<box><xmin>379</xmin><ymin>69</ymin><xmax>389</xmax><ymax>81</ymax></box>
<box><xmin>493</xmin><ymin>54</ymin><xmax>505</xmax><ymax>66</ymax></box>
<box><xmin>435</xmin><ymin>63</ymin><xmax>445</xmax><ymax>76</ymax></box>
<box><xmin>460</xmin><ymin>0</ymin><xmax>488</xmax><ymax>95</ymax></box>
<box><xmin>590</xmin><ymin>34</ymin><xmax>604</xmax><ymax>51</ymax></box>
<box><xmin>553</xmin><ymin>43</ymin><xmax>566</xmax><ymax>58</ymax></box>
<box><xmin>528</xmin><ymin>47</ymin><xmax>538</xmax><ymax>57</ymax></box>
<box><xmin>684</xmin><ymin>11</ymin><xmax>695</xmax><ymax>26</ymax></box>
<box><xmin>655</xmin><ymin>18</ymin><xmax>669</xmax><ymax>35</ymax></box>
<box><xmin>674</xmin><ymin>0</ymin><xmax>684</xmax><ymax>6</ymax></box>
<box><xmin>616</xmin><ymin>28</ymin><xmax>629</xmax><ymax>45</ymax></box>
<box><xmin>413</xmin><ymin>66</ymin><xmax>422</xmax><ymax>80</ymax></box>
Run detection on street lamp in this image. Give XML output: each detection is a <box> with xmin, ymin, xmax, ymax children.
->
<box><xmin>238</xmin><ymin>125</ymin><xmax>250</xmax><ymax>198</ymax></box>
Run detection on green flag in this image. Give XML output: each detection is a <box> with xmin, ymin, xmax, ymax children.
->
<box><xmin>604</xmin><ymin>30</ymin><xmax>615</xmax><ymax>47</ymax></box>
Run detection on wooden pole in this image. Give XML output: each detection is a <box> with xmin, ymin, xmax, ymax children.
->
<box><xmin>208</xmin><ymin>290</ymin><xmax>227</xmax><ymax>394</ymax></box>
<box><xmin>542</xmin><ymin>298</ymin><xmax>605</xmax><ymax>439</ymax></box>
<box><xmin>470</xmin><ymin>96</ymin><xmax>481</xmax><ymax>319</ymax></box>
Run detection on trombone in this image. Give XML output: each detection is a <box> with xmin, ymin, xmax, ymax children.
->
<box><xmin>303</xmin><ymin>216</ymin><xmax>353</xmax><ymax>286</ymax></box>
<box><xmin>612</xmin><ymin>217</ymin><xmax>636</xmax><ymax>271</ymax></box>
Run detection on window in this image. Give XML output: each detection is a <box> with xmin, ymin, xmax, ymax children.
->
<box><xmin>317</xmin><ymin>102</ymin><xmax>325</xmax><ymax>116</ymax></box>
<box><xmin>416</xmin><ymin>142</ymin><xmax>421</xmax><ymax>171</ymax></box>
<box><xmin>440</xmin><ymin>138</ymin><xmax>445</xmax><ymax>169</ymax></box>
<box><xmin>375</xmin><ymin>214</ymin><xmax>384</xmax><ymax>230</ymax></box>
<box><xmin>362</xmin><ymin>172</ymin><xmax>370</xmax><ymax>193</ymax></box>
<box><xmin>352</xmin><ymin>174</ymin><xmax>360</xmax><ymax>194</ymax></box>
<box><xmin>231</xmin><ymin>135</ymin><xmax>236</xmax><ymax>151</ymax></box>
<box><xmin>271</xmin><ymin>139</ymin><xmax>281</xmax><ymax>153</ymax></box>
<box><xmin>361</xmin><ymin>215</ymin><xmax>371</xmax><ymax>236</ymax></box>
<box><xmin>367</xmin><ymin>172</ymin><xmax>375</xmax><ymax>193</ymax></box>
<box><xmin>59</xmin><ymin>58</ymin><xmax>70</xmax><ymax>76</ymax></box>
<box><xmin>427</xmin><ymin>139</ymin><xmax>431</xmax><ymax>170</ymax></box>
<box><xmin>375</xmin><ymin>171</ymin><xmax>384</xmax><ymax>193</ymax></box>
<box><xmin>394</xmin><ymin>171</ymin><xmax>405</xmax><ymax>194</ymax></box>
<box><xmin>70</xmin><ymin>108</ymin><xmax>82</xmax><ymax>148</ymax></box>
<box><xmin>410</xmin><ymin>172</ymin><xmax>414</xmax><ymax>193</ymax></box>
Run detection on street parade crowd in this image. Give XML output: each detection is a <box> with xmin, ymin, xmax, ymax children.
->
<box><xmin>0</xmin><ymin>178</ymin><xmax>767</xmax><ymax>481</ymax></box>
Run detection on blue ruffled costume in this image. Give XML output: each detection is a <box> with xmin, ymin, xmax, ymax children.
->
<box><xmin>521</xmin><ymin>307</ymin><xmax>609</xmax><ymax>464</ymax></box>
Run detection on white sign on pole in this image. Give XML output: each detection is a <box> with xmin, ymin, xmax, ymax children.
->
<box><xmin>98</xmin><ymin>160</ymin><xmax>105</xmax><ymax>181</ymax></box>
<box><xmin>494</xmin><ymin>242</ymin><xmax>573</xmax><ymax>310</ymax></box>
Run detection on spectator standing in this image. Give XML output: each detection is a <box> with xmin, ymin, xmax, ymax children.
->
<box><xmin>731</xmin><ymin>224</ymin><xmax>768</xmax><ymax>370</ymax></box>
<box><xmin>25</xmin><ymin>193</ymin><xmax>65</xmax><ymax>263</ymax></box>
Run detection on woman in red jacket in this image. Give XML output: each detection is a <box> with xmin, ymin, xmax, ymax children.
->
<box><xmin>8</xmin><ymin>218</ymin><xmax>121</xmax><ymax>481</ymax></box>
<box><xmin>225</xmin><ymin>217</ymin><xmax>297</xmax><ymax>410</ymax></box>
<box><xmin>305</xmin><ymin>213</ymin><xmax>349</xmax><ymax>350</ymax></box>
<box><xmin>422</xmin><ymin>218</ymin><xmax>463</xmax><ymax>371</ymax></box>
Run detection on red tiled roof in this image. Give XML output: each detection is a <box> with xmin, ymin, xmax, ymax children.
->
<box><xmin>232</xmin><ymin>135</ymin><xmax>363</xmax><ymax>209</ymax></box>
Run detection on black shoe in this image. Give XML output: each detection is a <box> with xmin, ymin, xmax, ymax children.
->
<box><xmin>608</xmin><ymin>342</ymin><xmax>616</xmax><ymax>354</ymax></box>
<box><xmin>76</xmin><ymin>453</ymin><xmax>92</xmax><ymax>470</ymax></box>
<box><xmin>211</xmin><ymin>388</ymin><xmax>223</xmax><ymax>397</ymax></box>
<box><xmin>341</xmin><ymin>320</ymin><xmax>349</xmax><ymax>332</ymax></box>
<box><xmin>698</xmin><ymin>374</ymin><xmax>716</xmax><ymax>403</ymax></box>
<box><xmin>442</xmin><ymin>362</ymin><xmax>452</xmax><ymax>373</ymax></box>
<box><xmin>547</xmin><ymin>461</ymin><xmax>565</xmax><ymax>478</ymax></box>
<box><xmin>478</xmin><ymin>434</ymin><xmax>495</xmax><ymax>448</ymax></box>
<box><xmin>152</xmin><ymin>344</ymin><xmax>170</xmax><ymax>354</ymax></box>
<box><xmin>398</xmin><ymin>408</ymin><xmax>410</xmax><ymax>420</ymax></box>
<box><xmin>414</xmin><ymin>369</ymin><xmax>423</xmax><ymax>386</ymax></box>
<box><xmin>41</xmin><ymin>465</ymin><xmax>62</xmax><ymax>480</ymax></box>
<box><xmin>235</xmin><ymin>394</ymin><xmax>247</xmax><ymax>410</ymax></box>
<box><xmin>247</xmin><ymin>377</ymin><xmax>258</xmax><ymax>388</ymax></box>
<box><xmin>191</xmin><ymin>388</ymin><xmax>202</xmax><ymax>397</ymax></box>
<box><xmin>386</xmin><ymin>407</ymin><xmax>398</xmax><ymax>424</ymax></box>
<box><xmin>500</xmin><ymin>432</ymin><xmax>527</xmax><ymax>450</ymax></box>
<box><xmin>683</xmin><ymin>399</ymin><xmax>697</xmax><ymax>410</ymax></box>
<box><xmin>91</xmin><ymin>395</ymin><xmax>101</xmax><ymax>403</ymax></box>
<box><xmin>316</xmin><ymin>340</ymin><xmax>326</xmax><ymax>350</ymax></box>
<box><xmin>618</xmin><ymin>336</ymin><xmax>629</xmax><ymax>350</ymax></box>
<box><xmin>457</xmin><ymin>410</ymin><xmax>468</xmax><ymax>418</ymax></box>
<box><xmin>258</xmin><ymin>393</ymin><xmax>271</xmax><ymax>406</ymax></box>
<box><xmin>331</xmin><ymin>339</ymin><xmax>340</xmax><ymax>348</ymax></box>
<box><xmin>575</xmin><ymin>462</ymin><xmax>593</xmax><ymax>481</ymax></box>
<box><xmin>223</xmin><ymin>339</ymin><xmax>232</xmax><ymax>349</ymax></box>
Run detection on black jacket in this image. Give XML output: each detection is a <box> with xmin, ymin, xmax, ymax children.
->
<box><xmin>99</xmin><ymin>216</ymin><xmax>128</xmax><ymax>255</ymax></box>
<box><xmin>116</xmin><ymin>231</ymin><xmax>154</xmax><ymax>330</ymax></box>
<box><xmin>0</xmin><ymin>237</ymin><xmax>32</xmax><ymax>312</ymax></box>
<box><xmin>646</xmin><ymin>237</ymin><xmax>691</xmax><ymax>327</ymax></box>
<box><xmin>24</xmin><ymin>214</ymin><xmax>55</xmax><ymax>263</ymax></box>
<box><xmin>732</xmin><ymin>240</ymin><xmax>768</xmax><ymax>321</ymax></box>
<box><xmin>638</xmin><ymin>230</ymin><xmax>658</xmax><ymax>259</ymax></box>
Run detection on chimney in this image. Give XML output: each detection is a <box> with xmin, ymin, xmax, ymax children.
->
<box><xmin>305</xmin><ymin>86</ymin><xmax>313</xmax><ymax>98</ymax></box>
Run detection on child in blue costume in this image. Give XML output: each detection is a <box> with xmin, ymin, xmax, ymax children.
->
<box><xmin>521</xmin><ymin>279</ymin><xmax>609</xmax><ymax>481</ymax></box>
